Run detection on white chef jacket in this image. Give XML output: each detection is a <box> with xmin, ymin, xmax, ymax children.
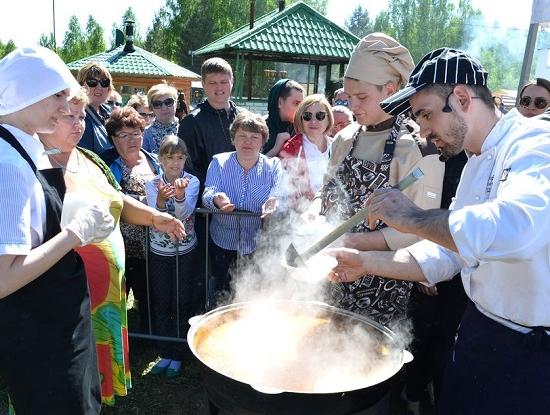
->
<box><xmin>0</xmin><ymin>124</ymin><xmax>50</xmax><ymax>255</ymax></box>
<box><xmin>407</xmin><ymin>109</ymin><xmax>550</xmax><ymax>332</ymax></box>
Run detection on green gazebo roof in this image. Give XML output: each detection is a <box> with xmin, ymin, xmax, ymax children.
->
<box><xmin>194</xmin><ymin>1</ymin><xmax>359</xmax><ymax>63</ymax></box>
<box><xmin>67</xmin><ymin>45</ymin><xmax>200</xmax><ymax>79</ymax></box>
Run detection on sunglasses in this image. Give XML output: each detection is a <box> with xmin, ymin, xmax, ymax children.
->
<box><xmin>152</xmin><ymin>98</ymin><xmax>175</xmax><ymax>109</ymax></box>
<box><xmin>302</xmin><ymin>111</ymin><xmax>327</xmax><ymax>122</ymax></box>
<box><xmin>85</xmin><ymin>78</ymin><xmax>110</xmax><ymax>88</ymax></box>
<box><xmin>519</xmin><ymin>96</ymin><xmax>548</xmax><ymax>110</ymax></box>
<box><xmin>334</xmin><ymin>99</ymin><xmax>349</xmax><ymax>107</ymax></box>
<box><xmin>107</xmin><ymin>100</ymin><xmax>122</xmax><ymax>107</ymax></box>
<box><xmin>139</xmin><ymin>112</ymin><xmax>155</xmax><ymax>119</ymax></box>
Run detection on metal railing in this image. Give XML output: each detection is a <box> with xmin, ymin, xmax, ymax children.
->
<box><xmin>128</xmin><ymin>207</ymin><xmax>262</xmax><ymax>344</ymax></box>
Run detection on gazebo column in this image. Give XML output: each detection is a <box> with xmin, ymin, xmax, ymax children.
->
<box><xmin>306</xmin><ymin>58</ymin><xmax>312</xmax><ymax>94</ymax></box>
<box><xmin>247</xmin><ymin>55</ymin><xmax>253</xmax><ymax>100</ymax></box>
<box><xmin>313</xmin><ymin>64</ymin><xmax>320</xmax><ymax>93</ymax></box>
<box><xmin>325</xmin><ymin>64</ymin><xmax>331</xmax><ymax>93</ymax></box>
<box><xmin>234</xmin><ymin>53</ymin><xmax>244</xmax><ymax>100</ymax></box>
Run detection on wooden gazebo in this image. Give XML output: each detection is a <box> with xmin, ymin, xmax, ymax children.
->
<box><xmin>193</xmin><ymin>1</ymin><xmax>359</xmax><ymax>107</ymax></box>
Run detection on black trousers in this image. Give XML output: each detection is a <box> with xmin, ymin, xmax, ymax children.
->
<box><xmin>148</xmin><ymin>250</ymin><xmax>198</xmax><ymax>360</ymax></box>
<box><xmin>405</xmin><ymin>276</ymin><xmax>467</xmax><ymax>403</ymax></box>
<box><xmin>125</xmin><ymin>257</ymin><xmax>151</xmax><ymax>333</ymax></box>
<box><xmin>437</xmin><ymin>301</ymin><xmax>550</xmax><ymax>415</ymax></box>
<box><xmin>208</xmin><ymin>240</ymin><xmax>238</xmax><ymax>309</ymax></box>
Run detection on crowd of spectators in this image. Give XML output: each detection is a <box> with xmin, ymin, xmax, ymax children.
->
<box><xmin>0</xmin><ymin>29</ymin><xmax>549</xmax><ymax>414</ymax></box>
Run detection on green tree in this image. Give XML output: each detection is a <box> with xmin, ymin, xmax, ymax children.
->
<box><xmin>0</xmin><ymin>39</ymin><xmax>16</xmax><ymax>59</ymax></box>
<box><xmin>345</xmin><ymin>0</ymin><xmax>480</xmax><ymax>64</ymax></box>
<box><xmin>60</xmin><ymin>15</ymin><xmax>87</xmax><ymax>62</ymax></box>
<box><xmin>85</xmin><ymin>16</ymin><xmax>106</xmax><ymax>55</ymax></box>
<box><xmin>109</xmin><ymin>7</ymin><xmax>144</xmax><ymax>49</ymax></box>
<box><xmin>122</xmin><ymin>7</ymin><xmax>144</xmax><ymax>46</ymax></box>
<box><xmin>1</xmin><ymin>39</ymin><xmax>17</xmax><ymax>58</ymax></box>
<box><xmin>39</xmin><ymin>33</ymin><xmax>56</xmax><ymax>50</ymax></box>
<box><xmin>477</xmin><ymin>25</ymin><xmax>541</xmax><ymax>92</ymax></box>
<box><xmin>345</xmin><ymin>5</ymin><xmax>373</xmax><ymax>38</ymax></box>
<box><xmin>372</xmin><ymin>10</ymin><xmax>391</xmax><ymax>33</ymax></box>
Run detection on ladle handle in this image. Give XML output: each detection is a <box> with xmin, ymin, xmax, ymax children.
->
<box><xmin>299</xmin><ymin>168</ymin><xmax>424</xmax><ymax>262</ymax></box>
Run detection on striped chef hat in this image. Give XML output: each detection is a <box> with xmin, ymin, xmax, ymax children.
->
<box><xmin>380</xmin><ymin>48</ymin><xmax>488</xmax><ymax>116</ymax></box>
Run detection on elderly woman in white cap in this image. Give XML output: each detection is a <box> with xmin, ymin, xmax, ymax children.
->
<box><xmin>0</xmin><ymin>47</ymin><xmax>184</xmax><ymax>414</ymax></box>
<box><xmin>311</xmin><ymin>33</ymin><xmax>445</xmax><ymax>325</ymax></box>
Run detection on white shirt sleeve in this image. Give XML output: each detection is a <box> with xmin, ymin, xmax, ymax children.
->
<box><xmin>405</xmin><ymin>239</ymin><xmax>463</xmax><ymax>285</ymax></box>
<box><xmin>269</xmin><ymin>157</ymin><xmax>286</xmax><ymax>200</ymax></box>
<box><xmin>144</xmin><ymin>176</ymin><xmax>161</xmax><ymax>210</ymax></box>
<box><xmin>202</xmin><ymin>158</ymin><xmax>222</xmax><ymax>210</ymax></box>
<box><xmin>449</xmin><ymin>148</ymin><xmax>550</xmax><ymax>266</ymax></box>
<box><xmin>175</xmin><ymin>174</ymin><xmax>200</xmax><ymax>220</ymax></box>
<box><xmin>0</xmin><ymin>160</ymin><xmax>37</xmax><ymax>255</ymax></box>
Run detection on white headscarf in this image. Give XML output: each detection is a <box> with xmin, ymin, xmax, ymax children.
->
<box><xmin>0</xmin><ymin>46</ymin><xmax>79</xmax><ymax>116</ymax></box>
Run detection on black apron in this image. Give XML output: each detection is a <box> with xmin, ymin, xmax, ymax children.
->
<box><xmin>0</xmin><ymin>126</ymin><xmax>101</xmax><ymax>414</ymax></box>
<box><xmin>321</xmin><ymin>117</ymin><xmax>413</xmax><ymax>325</ymax></box>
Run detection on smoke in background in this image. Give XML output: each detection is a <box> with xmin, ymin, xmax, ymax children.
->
<box><xmin>460</xmin><ymin>13</ymin><xmax>550</xmax><ymax>91</ymax></box>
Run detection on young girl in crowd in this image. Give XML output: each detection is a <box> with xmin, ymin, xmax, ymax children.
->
<box><xmin>144</xmin><ymin>135</ymin><xmax>200</xmax><ymax>377</ymax></box>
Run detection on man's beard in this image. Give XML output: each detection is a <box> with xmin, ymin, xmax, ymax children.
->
<box><xmin>432</xmin><ymin>114</ymin><xmax>467</xmax><ymax>163</ymax></box>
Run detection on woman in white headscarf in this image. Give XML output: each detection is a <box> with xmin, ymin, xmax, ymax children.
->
<box><xmin>0</xmin><ymin>46</ymin><xmax>110</xmax><ymax>414</ymax></box>
<box><xmin>0</xmin><ymin>47</ymin><xmax>184</xmax><ymax>414</ymax></box>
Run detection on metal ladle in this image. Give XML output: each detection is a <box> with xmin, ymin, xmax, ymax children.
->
<box><xmin>285</xmin><ymin>167</ymin><xmax>425</xmax><ymax>268</ymax></box>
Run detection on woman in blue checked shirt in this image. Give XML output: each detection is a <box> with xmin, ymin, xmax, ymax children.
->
<box><xmin>202</xmin><ymin>111</ymin><xmax>284</xmax><ymax>305</ymax></box>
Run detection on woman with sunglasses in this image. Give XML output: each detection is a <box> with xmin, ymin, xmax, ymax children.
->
<box><xmin>127</xmin><ymin>93</ymin><xmax>155</xmax><ymax>127</ymax></box>
<box><xmin>518</xmin><ymin>77</ymin><xmax>550</xmax><ymax>119</ymax></box>
<box><xmin>277</xmin><ymin>94</ymin><xmax>334</xmax><ymax>205</ymax></box>
<box><xmin>142</xmin><ymin>82</ymin><xmax>179</xmax><ymax>154</ymax></box>
<box><xmin>77</xmin><ymin>61</ymin><xmax>115</xmax><ymax>154</ymax></box>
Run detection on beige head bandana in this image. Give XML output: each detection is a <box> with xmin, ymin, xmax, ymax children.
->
<box><xmin>344</xmin><ymin>33</ymin><xmax>414</xmax><ymax>87</ymax></box>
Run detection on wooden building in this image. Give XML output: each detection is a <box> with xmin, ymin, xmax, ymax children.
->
<box><xmin>67</xmin><ymin>23</ymin><xmax>201</xmax><ymax>104</ymax></box>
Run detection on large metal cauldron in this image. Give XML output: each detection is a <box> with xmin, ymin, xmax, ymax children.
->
<box><xmin>188</xmin><ymin>300</ymin><xmax>413</xmax><ymax>415</ymax></box>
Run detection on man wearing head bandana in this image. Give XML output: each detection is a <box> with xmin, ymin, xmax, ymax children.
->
<box><xmin>0</xmin><ymin>47</ymin><xmax>115</xmax><ymax>414</ymax></box>
<box><xmin>316</xmin><ymin>33</ymin><xmax>444</xmax><ymax>325</ymax></box>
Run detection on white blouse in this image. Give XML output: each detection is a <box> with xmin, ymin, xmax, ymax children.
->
<box><xmin>302</xmin><ymin>134</ymin><xmax>331</xmax><ymax>194</ymax></box>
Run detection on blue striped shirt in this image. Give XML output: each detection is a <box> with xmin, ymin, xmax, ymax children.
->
<box><xmin>202</xmin><ymin>152</ymin><xmax>284</xmax><ymax>254</ymax></box>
